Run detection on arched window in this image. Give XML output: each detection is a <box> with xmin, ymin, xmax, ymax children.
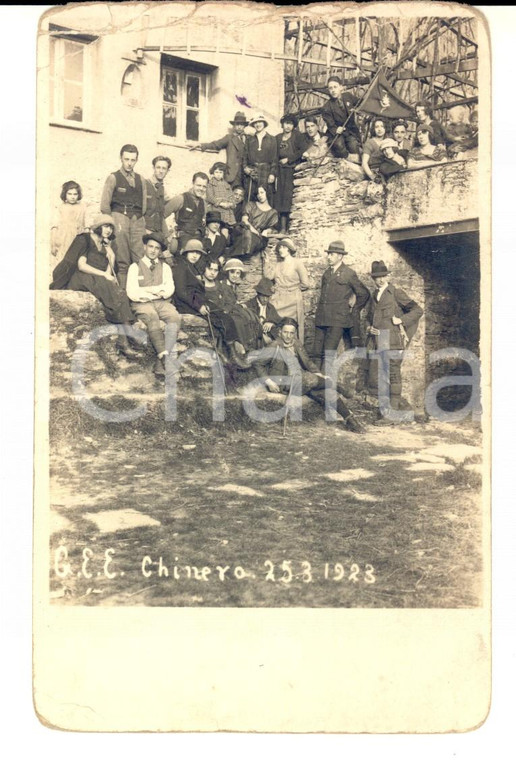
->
<box><xmin>121</xmin><ymin>64</ymin><xmax>142</xmax><ymax>107</ymax></box>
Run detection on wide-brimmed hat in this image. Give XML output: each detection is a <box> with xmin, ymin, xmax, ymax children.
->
<box><xmin>230</xmin><ymin>111</ymin><xmax>249</xmax><ymax>125</ymax></box>
<box><xmin>276</xmin><ymin>237</ymin><xmax>296</xmax><ymax>254</ymax></box>
<box><xmin>380</xmin><ymin>138</ymin><xmax>398</xmax><ymax>151</ymax></box>
<box><xmin>90</xmin><ymin>213</ymin><xmax>115</xmax><ymax>231</ymax></box>
<box><xmin>206</xmin><ymin>211</ymin><xmax>227</xmax><ymax>227</ymax></box>
<box><xmin>254</xmin><ymin>277</ymin><xmax>274</xmax><ymax>296</ymax></box>
<box><xmin>370</xmin><ymin>260</ymin><xmax>391</xmax><ymax>278</ymax></box>
<box><xmin>142</xmin><ymin>231</ymin><xmax>167</xmax><ymax>251</ymax></box>
<box><xmin>210</xmin><ymin>161</ymin><xmax>228</xmax><ymax>175</ymax></box>
<box><xmin>249</xmin><ymin>114</ymin><xmax>268</xmax><ymax>128</ymax></box>
<box><xmin>181</xmin><ymin>239</ymin><xmax>205</xmax><ymax>255</ymax></box>
<box><xmin>90</xmin><ymin>213</ymin><xmax>115</xmax><ymax>240</ymax></box>
<box><xmin>325</xmin><ymin>240</ymin><xmax>348</xmax><ymax>255</ymax></box>
<box><xmin>223</xmin><ymin>258</ymin><xmax>246</xmax><ymax>272</ymax></box>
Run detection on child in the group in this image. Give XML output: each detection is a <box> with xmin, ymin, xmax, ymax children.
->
<box><xmin>51</xmin><ymin>180</ymin><xmax>87</xmax><ymax>262</ymax></box>
<box><xmin>444</xmin><ymin>105</ymin><xmax>475</xmax><ymax>158</ymax></box>
<box><xmin>206</xmin><ymin>161</ymin><xmax>236</xmax><ymax>235</ymax></box>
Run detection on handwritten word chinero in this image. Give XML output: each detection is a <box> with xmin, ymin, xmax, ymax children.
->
<box><xmin>53</xmin><ymin>545</ymin><xmax>376</xmax><ymax>586</ymax></box>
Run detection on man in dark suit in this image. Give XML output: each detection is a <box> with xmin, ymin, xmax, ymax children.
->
<box><xmin>321</xmin><ymin>76</ymin><xmax>362</xmax><ymax>158</ymax></box>
<box><xmin>361</xmin><ymin>260</ymin><xmax>423</xmax><ymax>423</ymax></box>
<box><xmin>253</xmin><ymin>317</ymin><xmax>364</xmax><ymax>433</ymax></box>
<box><xmin>245</xmin><ymin>277</ymin><xmax>282</xmax><ymax>345</ymax></box>
<box><xmin>313</xmin><ymin>240</ymin><xmax>369</xmax><ymax>369</ymax></box>
<box><xmin>197</xmin><ymin>111</ymin><xmax>249</xmax><ymax>188</ymax></box>
<box><xmin>244</xmin><ymin>114</ymin><xmax>278</xmax><ymax>204</ymax></box>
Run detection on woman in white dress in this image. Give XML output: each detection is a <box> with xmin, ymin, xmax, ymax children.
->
<box><xmin>264</xmin><ymin>237</ymin><xmax>311</xmax><ymax>343</ymax></box>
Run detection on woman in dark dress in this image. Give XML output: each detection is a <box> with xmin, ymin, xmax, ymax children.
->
<box><xmin>230</xmin><ymin>185</ymin><xmax>279</xmax><ymax>258</ymax></box>
<box><xmin>49</xmin><ymin>213</ymin><xmax>138</xmax><ymax>357</ymax></box>
<box><xmin>172</xmin><ymin>239</ymin><xmax>209</xmax><ymax>317</ymax></box>
<box><xmin>273</xmin><ymin>114</ymin><xmax>305</xmax><ymax>233</ymax></box>
<box><xmin>202</xmin><ymin>259</ymin><xmax>262</xmax><ymax>367</ymax></box>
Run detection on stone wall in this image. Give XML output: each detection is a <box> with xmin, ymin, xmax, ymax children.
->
<box><xmin>384</xmin><ymin>159</ymin><xmax>478</xmax><ymax>231</ymax></box>
<box><xmin>271</xmin><ymin>156</ymin><xmax>427</xmax><ymax>411</ymax></box>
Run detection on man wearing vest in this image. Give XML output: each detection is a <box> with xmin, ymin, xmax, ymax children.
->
<box><xmin>166</xmin><ymin>172</ymin><xmax>208</xmax><ymax>254</ymax></box>
<box><xmin>126</xmin><ymin>232</ymin><xmax>183</xmax><ymax>378</ymax></box>
<box><xmin>101</xmin><ymin>144</ymin><xmax>147</xmax><ymax>289</ymax></box>
<box><xmin>145</xmin><ymin>155</ymin><xmax>174</xmax><ymax>252</ymax></box>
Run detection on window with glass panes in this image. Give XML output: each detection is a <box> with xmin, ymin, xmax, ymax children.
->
<box><xmin>50</xmin><ymin>36</ymin><xmax>91</xmax><ymax>123</ymax></box>
<box><xmin>161</xmin><ymin>65</ymin><xmax>206</xmax><ymax>142</ymax></box>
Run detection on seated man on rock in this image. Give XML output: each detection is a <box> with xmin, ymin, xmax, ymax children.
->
<box><xmin>244</xmin><ymin>277</ymin><xmax>282</xmax><ymax>346</ymax></box>
<box><xmin>126</xmin><ymin>232</ymin><xmax>186</xmax><ymax>378</ymax></box>
<box><xmin>253</xmin><ymin>317</ymin><xmax>365</xmax><ymax>433</ymax></box>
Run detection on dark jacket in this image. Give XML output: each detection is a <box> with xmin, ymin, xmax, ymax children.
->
<box><xmin>321</xmin><ymin>93</ymin><xmax>361</xmax><ymax>141</ymax></box>
<box><xmin>254</xmin><ymin>337</ymin><xmax>319</xmax><ymax>379</ymax></box>
<box><xmin>315</xmin><ymin>262</ymin><xmax>370</xmax><ymax>328</ymax></box>
<box><xmin>245</xmin><ymin>295</ymin><xmax>282</xmax><ymax>332</ymax></box>
<box><xmin>202</xmin><ymin>232</ymin><xmax>227</xmax><ymax>263</ymax></box>
<box><xmin>244</xmin><ymin>133</ymin><xmax>278</xmax><ymax>177</ymax></box>
<box><xmin>172</xmin><ymin>256</ymin><xmax>206</xmax><ymax>315</ymax></box>
<box><xmin>365</xmin><ymin>283</ymin><xmax>423</xmax><ymax>349</ymax></box>
<box><xmin>144</xmin><ymin>178</ymin><xmax>168</xmax><ymax>236</ymax></box>
<box><xmin>201</xmin><ymin>132</ymin><xmax>247</xmax><ymax>186</ymax></box>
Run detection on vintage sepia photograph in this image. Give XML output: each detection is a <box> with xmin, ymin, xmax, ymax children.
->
<box><xmin>33</xmin><ymin>0</ymin><xmax>490</xmax><ymax>732</ymax></box>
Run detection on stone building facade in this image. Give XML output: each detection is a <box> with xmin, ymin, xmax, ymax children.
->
<box><xmin>39</xmin><ymin>3</ymin><xmax>284</xmax><ymax>240</ymax></box>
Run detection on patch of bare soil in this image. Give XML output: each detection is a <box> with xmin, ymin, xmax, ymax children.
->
<box><xmin>49</xmin><ymin>414</ymin><xmax>483</xmax><ymax>608</ymax></box>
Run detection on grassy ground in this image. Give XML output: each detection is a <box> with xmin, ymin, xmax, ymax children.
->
<box><xmin>49</xmin><ymin>408</ymin><xmax>483</xmax><ymax>608</ymax></box>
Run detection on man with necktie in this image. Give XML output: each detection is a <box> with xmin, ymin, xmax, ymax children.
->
<box><xmin>144</xmin><ymin>155</ymin><xmax>174</xmax><ymax>257</ymax></box>
<box><xmin>126</xmin><ymin>232</ymin><xmax>183</xmax><ymax>378</ymax></box>
<box><xmin>101</xmin><ymin>144</ymin><xmax>147</xmax><ymax>288</ymax></box>
<box><xmin>313</xmin><ymin>240</ymin><xmax>369</xmax><ymax>369</ymax></box>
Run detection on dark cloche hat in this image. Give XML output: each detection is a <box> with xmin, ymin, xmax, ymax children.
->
<box><xmin>230</xmin><ymin>111</ymin><xmax>249</xmax><ymax>125</ymax></box>
<box><xmin>181</xmin><ymin>239</ymin><xmax>205</xmax><ymax>255</ymax></box>
<box><xmin>142</xmin><ymin>231</ymin><xmax>167</xmax><ymax>251</ymax></box>
<box><xmin>254</xmin><ymin>277</ymin><xmax>275</xmax><ymax>296</ymax></box>
<box><xmin>325</xmin><ymin>240</ymin><xmax>348</xmax><ymax>255</ymax></box>
<box><xmin>370</xmin><ymin>260</ymin><xmax>391</xmax><ymax>278</ymax></box>
<box><xmin>205</xmin><ymin>211</ymin><xmax>227</xmax><ymax>227</ymax></box>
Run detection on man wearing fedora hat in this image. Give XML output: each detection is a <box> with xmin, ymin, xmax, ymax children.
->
<box><xmin>243</xmin><ymin>114</ymin><xmax>278</xmax><ymax>204</ymax></box>
<box><xmin>361</xmin><ymin>260</ymin><xmax>422</xmax><ymax>422</ymax></box>
<box><xmin>313</xmin><ymin>240</ymin><xmax>369</xmax><ymax>368</ymax></box>
<box><xmin>196</xmin><ymin>111</ymin><xmax>250</xmax><ymax>188</ymax></box>
<box><xmin>245</xmin><ymin>277</ymin><xmax>282</xmax><ymax>345</ymax></box>
<box><xmin>126</xmin><ymin>232</ymin><xmax>184</xmax><ymax>377</ymax></box>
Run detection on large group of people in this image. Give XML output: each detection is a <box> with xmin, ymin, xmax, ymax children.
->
<box><xmin>49</xmin><ymin>71</ymin><xmax>476</xmax><ymax>428</ymax></box>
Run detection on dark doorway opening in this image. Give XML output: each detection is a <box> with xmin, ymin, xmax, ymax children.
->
<box><xmin>392</xmin><ymin>231</ymin><xmax>480</xmax><ymax>412</ymax></box>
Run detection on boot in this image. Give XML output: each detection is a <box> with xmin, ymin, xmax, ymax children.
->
<box><xmin>153</xmin><ymin>355</ymin><xmax>166</xmax><ymax>378</ymax></box>
<box><xmin>116</xmin><ymin>334</ymin><xmax>139</xmax><ymax>359</ymax></box>
<box><xmin>229</xmin><ymin>342</ymin><xmax>250</xmax><ymax>370</ymax></box>
<box><xmin>344</xmin><ymin>413</ymin><xmax>366</xmax><ymax>434</ymax></box>
<box><xmin>279</xmin><ymin>214</ymin><xmax>288</xmax><ymax>233</ymax></box>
